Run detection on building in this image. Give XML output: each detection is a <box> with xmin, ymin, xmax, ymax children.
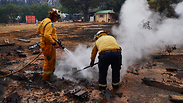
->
<box><xmin>95</xmin><ymin>10</ymin><xmax>115</xmax><ymax>22</ymax></box>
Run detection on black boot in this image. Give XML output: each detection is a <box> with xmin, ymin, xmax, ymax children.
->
<box><xmin>112</xmin><ymin>84</ymin><xmax>119</xmax><ymax>90</ymax></box>
<box><xmin>99</xmin><ymin>86</ymin><xmax>106</xmax><ymax>91</ymax></box>
<box><xmin>49</xmin><ymin>73</ymin><xmax>57</xmax><ymax>82</ymax></box>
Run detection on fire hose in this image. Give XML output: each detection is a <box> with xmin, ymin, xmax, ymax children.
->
<box><xmin>0</xmin><ymin>37</ymin><xmax>61</xmax><ymax>79</ymax></box>
<box><xmin>0</xmin><ymin>38</ymin><xmax>96</xmax><ymax>79</ymax></box>
<box><xmin>52</xmin><ymin>38</ymin><xmax>65</xmax><ymax>49</ymax></box>
<box><xmin>0</xmin><ymin>36</ymin><xmax>62</xmax><ymax>79</ymax></box>
<box><xmin>0</xmin><ymin>51</ymin><xmax>42</xmax><ymax>79</ymax></box>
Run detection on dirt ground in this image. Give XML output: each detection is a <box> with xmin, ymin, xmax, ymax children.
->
<box><xmin>0</xmin><ymin>22</ymin><xmax>183</xmax><ymax>103</ymax></box>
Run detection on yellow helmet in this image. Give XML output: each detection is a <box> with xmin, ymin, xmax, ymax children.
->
<box><xmin>94</xmin><ymin>30</ymin><xmax>107</xmax><ymax>40</ymax></box>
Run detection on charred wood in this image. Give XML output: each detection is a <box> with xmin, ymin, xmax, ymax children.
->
<box><xmin>0</xmin><ymin>43</ymin><xmax>15</xmax><ymax>47</ymax></box>
<box><xmin>0</xmin><ymin>71</ymin><xmax>28</xmax><ymax>81</ymax></box>
<box><xmin>142</xmin><ymin>78</ymin><xmax>183</xmax><ymax>94</ymax></box>
<box><xmin>169</xmin><ymin>95</ymin><xmax>183</xmax><ymax>103</ymax></box>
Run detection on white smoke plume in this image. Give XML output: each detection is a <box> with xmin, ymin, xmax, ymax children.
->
<box><xmin>112</xmin><ymin>0</ymin><xmax>183</xmax><ymax>78</ymax></box>
<box><xmin>55</xmin><ymin>44</ymin><xmax>99</xmax><ymax>82</ymax></box>
<box><xmin>175</xmin><ymin>1</ymin><xmax>183</xmax><ymax>18</ymax></box>
<box><xmin>55</xmin><ymin>0</ymin><xmax>183</xmax><ymax>83</ymax></box>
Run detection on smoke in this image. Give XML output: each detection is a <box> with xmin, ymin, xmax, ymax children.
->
<box><xmin>112</xmin><ymin>0</ymin><xmax>183</xmax><ymax>78</ymax></box>
<box><xmin>175</xmin><ymin>1</ymin><xmax>183</xmax><ymax>18</ymax></box>
<box><xmin>55</xmin><ymin>44</ymin><xmax>99</xmax><ymax>82</ymax></box>
<box><xmin>55</xmin><ymin>0</ymin><xmax>183</xmax><ymax>83</ymax></box>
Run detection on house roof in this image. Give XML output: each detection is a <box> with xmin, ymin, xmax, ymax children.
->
<box><xmin>95</xmin><ymin>10</ymin><xmax>115</xmax><ymax>14</ymax></box>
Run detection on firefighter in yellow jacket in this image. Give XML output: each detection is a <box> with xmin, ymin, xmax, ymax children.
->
<box><xmin>36</xmin><ymin>8</ymin><xmax>65</xmax><ymax>82</ymax></box>
<box><xmin>90</xmin><ymin>30</ymin><xmax>122</xmax><ymax>90</ymax></box>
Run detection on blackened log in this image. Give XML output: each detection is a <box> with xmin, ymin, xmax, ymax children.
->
<box><xmin>142</xmin><ymin>78</ymin><xmax>183</xmax><ymax>94</ymax></box>
<box><xmin>0</xmin><ymin>43</ymin><xmax>15</xmax><ymax>47</ymax></box>
<box><xmin>166</xmin><ymin>68</ymin><xmax>177</xmax><ymax>72</ymax></box>
<box><xmin>169</xmin><ymin>95</ymin><xmax>183</xmax><ymax>103</ymax></box>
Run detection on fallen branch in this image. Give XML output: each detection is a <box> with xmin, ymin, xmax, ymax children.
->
<box><xmin>169</xmin><ymin>95</ymin><xmax>183</xmax><ymax>102</ymax></box>
<box><xmin>0</xmin><ymin>43</ymin><xmax>15</xmax><ymax>47</ymax></box>
<box><xmin>142</xmin><ymin>78</ymin><xmax>183</xmax><ymax>94</ymax></box>
<box><xmin>14</xmin><ymin>38</ymin><xmax>30</xmax><ymax>43</ymax></box>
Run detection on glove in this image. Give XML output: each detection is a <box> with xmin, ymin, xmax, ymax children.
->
<box><xmin>90</xmin><ymin>60</ymin><xmax>94</xmax><ymax>67</ymax></box>
<box><xmin>56</xmin><ymin>39</ymin><xmax>65</xmax><ymax>49</ymax></box>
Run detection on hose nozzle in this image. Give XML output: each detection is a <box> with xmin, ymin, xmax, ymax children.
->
<box><xmin>53</xmin><ymin>38</ymin><xmax>65</xmax><ymax>49</ymax></box>
<box><xmin>56</xmin><ymin>39</ymin><xmax>65</xmax><ymax>49</ymax></box>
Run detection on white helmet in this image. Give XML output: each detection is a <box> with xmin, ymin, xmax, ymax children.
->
<box><xmin>51</xmin><ymin>8</ymin><xmax>66</xmax><ymax>19</ymax></box>
<box><xmin>93</xmin><ymin>30</ymin><xmax>107</xmax><ymax>40</ymax></box>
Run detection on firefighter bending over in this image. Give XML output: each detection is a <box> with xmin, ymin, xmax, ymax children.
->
<box><xmin>90</xmin><ymin>30</ymin><xmax>122</xmax><ymax>91</ymax></box>
<box><xmin>36</xmin><ymin>8</ymin><xmax>65</xmax><ymax>82</ymax></box>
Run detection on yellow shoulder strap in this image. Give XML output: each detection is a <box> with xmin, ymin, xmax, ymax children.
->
<box><xmin>43</xmin><ymin>21</ymin><xmax>52</xmax><ymax>33</ymax></box>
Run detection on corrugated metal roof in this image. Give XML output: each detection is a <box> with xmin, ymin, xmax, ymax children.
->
<box><xmin>95</xmin><ymin>10</ymin><xmax>115</xmax><ymax>14</ymax></box>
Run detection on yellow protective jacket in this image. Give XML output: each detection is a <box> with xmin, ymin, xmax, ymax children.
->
<box><xmin>91</xmin><ymin>35</ymin><xmax>120</xmax><ymax>60</ymax></box>
<box><xmin>37</xmin><ymin>18</ymin><xmax>57</xmax><ymax>55</ymax></box>
<box><xmin>36</xmin><ymin>18</ymin><xmax>57</xmax><ymax>81</ymax></box>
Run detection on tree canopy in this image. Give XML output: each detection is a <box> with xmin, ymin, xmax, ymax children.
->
<box><xmin>104</xmin><ymin>0</ymin><xmax>125</xmax><ymax>14</ymax></box>
<box><xmin>0</xmin><ymin>0</ymin><xmax>183</xmax><ymax>23</ymax></box>
<box><xmin>0</xmin><ymin>4</ymin><xmax>53</xmax><ymax>23</ymax></box>
<box><xmin>59</xmin><ymin>0</ymin><xmax>106</xmax><ymax>21</ymax></box>
<box><xmin>147</xmin><ymin>0</ymin><xmax>180</xmax><ymax>18</ymax></box>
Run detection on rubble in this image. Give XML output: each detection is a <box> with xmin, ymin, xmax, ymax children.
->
<box><xmin>1</xmin><ymin>22</ymin><xmax>183</xmax><ymax>102</ymax></box>
<box><xmin>142</xmin><ymin>77</ymin><xmax>183</xmax><ymax>94</ymax></box>
<box><xmin>30</xmin><ymin>73</ymin><xmax>42</xmax><ymax>84</ymax></box>
<box><xmin>57</xmin><ymin>34</ymin><xmax>68</xmax><ymax>36</ymax></box>
<box><xmin>169</xmin><ymin>95</ymin><xmax>183</xmax><ymax>102</ymax></box>
<box><xmin>0</xmin><ymin>43</ymin><xmax>15</xmax><ymax>47</ymax></box>
<box><xmin>3</xmin><ymin>92</ymin><xmax>21</xmax><ymax>103</ymax></box>
<box><xmin>18</xmin><ymin>53</ymin><xmax>27</xmax><ymax>57</ymax></box>
<box><xmin>16</xmin><ymin>50</ymin><xmax>27</xmax><ymax>57</ymax></box>
<box><xmin>166</xmin><ymin>68</ymin><xmax>178</xmax><ymax>72</ymax></box>
<box><xmin>0</xmin><ymin>71</ymin><xmax>28</xmax><ymax>81</ymax></box>
<box><xmin>66</xmin><ymin>88</ymin><xmax>90</xmax><ymax>102</ymax></box>
<box><xmin>14</xmin><ymin>38</ymin><xmax>30</xmax><ymax>43</ymax></box>
<box><xmin>4</xmin><ymin>39</ymin><xmax>9</xmax><ymax>44</ymax></box>
<box><xmin>28</xmin><ymin>42</ymin><xmax>40</xmax><ymax>50</ymax></box>
<box><xmin>175</xmin><ymin>72</ymin><xmax>183</xmax><ymax>79</ymax></box>
<box><xmin>32</xmin><ymin>50</ymin><xmax>40</xmax><ymax>55</ymax></box>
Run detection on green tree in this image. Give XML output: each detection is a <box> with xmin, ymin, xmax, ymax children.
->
<box><xmin>0</xmin><ymin>6</ymin><xmax>7</xmax><ymax>23</ymax></box>
<box><xmin>58</xmin><ymin>4</ymin><xmax>68</xmax><ymax>13</ymax></box>
<box><xmin>104</xmin><ymin>0</ymin><xmax>126</xmax><ymax>14</ymax></box>
<box><xmin>37</xmin><ymin>4</ymin><xmax>51</xmax><ymax>21</ymax></box>
<box><xmin>30</xmin><ymin>4</ymin><xmax>39</xmax><ymax>20</ymax></box>
<box><xmin>60</xmin><ymin>0</ymin><xmax>106</xmax><ymax>22</ymax></box>
<box><xmin>4</xmin><ymin>4</ymin><xmax>20</xmax><ymax>23</ymax></box>
<box><xmin>59</xmin><ymin>0</ymin><xmax>80</xmax><ymax>14</ymax></box>
<box><xmin>148</xmin><ymin>0</ymin><xmax>179</xmax><ymax>18</ymax></box>
<box><xmin>19</xmin><ymin>4</ymin><xmax>31</xmax><ymax>23</ymax></box>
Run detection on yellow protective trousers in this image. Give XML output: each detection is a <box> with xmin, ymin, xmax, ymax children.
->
<box><xmin>42</xmin><ymin>44</ymin><xmax>56</xmax><ymax>81</ymax></box>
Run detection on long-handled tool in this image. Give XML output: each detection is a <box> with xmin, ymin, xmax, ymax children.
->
<box><xmin>73</xmin><ymin>62</ymin><xmax>98</xmax><ymax>74</ymax></box>
<box><xmin>63</xmin><ymin>62</ymin><xmax>98</xmax><ymax>77</ymax></box>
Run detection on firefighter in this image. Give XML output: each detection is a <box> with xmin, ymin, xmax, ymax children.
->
<box><xmin>36</xmin><ymin>8</ymin><xmax>65</xmax><ymax>82</ymax></box>
<box><xmin>90</xmin><ymin>30</ymin><xmax>122</xmax><ymax>90</ymax></box>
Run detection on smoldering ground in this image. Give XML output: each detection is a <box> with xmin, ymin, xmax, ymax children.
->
<box><xmin>112</xmin><ymin>0</ymin><xmax>183</xmax><ymax>79</ymax></box>
<box><xmin>55</xmin><ymin>0</ymin><xmax>183</xmax><ymax>84</ymax></box>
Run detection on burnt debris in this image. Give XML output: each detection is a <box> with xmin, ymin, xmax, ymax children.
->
<box><xmin>66</xmin><ymin>88</ymin><xmax>90</xmax><ymax>102</ymax></box>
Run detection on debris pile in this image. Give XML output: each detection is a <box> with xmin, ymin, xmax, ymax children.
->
<box><xmin>1</xmin><ymin>22</ymin><xmax>183</xmax><ymax>102</ymax></box>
